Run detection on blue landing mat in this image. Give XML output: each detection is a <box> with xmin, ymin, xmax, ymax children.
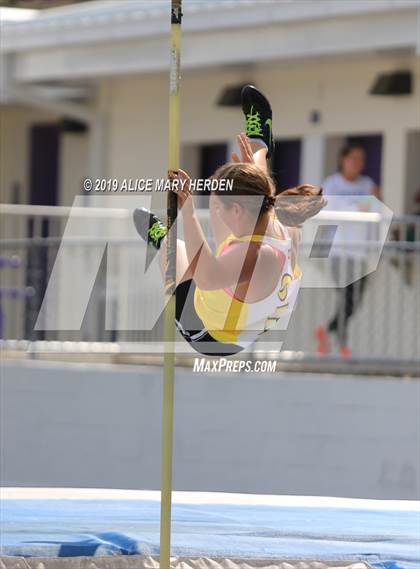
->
<box><xmin>1</xmin><ymin>490</ymin><xmax>418</xmax><ymax>569</ymax></box>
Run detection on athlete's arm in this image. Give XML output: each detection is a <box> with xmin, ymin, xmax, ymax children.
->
<box><xmin>232</xmin><ymin>133</ymin><xmax>268</xmax><ymax>174</ymax></box>
<box><xmin>184</xmin><ymin>217</ymin><xmax>265</xmax><ymax>291</ymax></box>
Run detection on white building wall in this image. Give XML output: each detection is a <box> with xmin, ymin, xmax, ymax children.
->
<box><xmin>0</xmin><ymin>105</ymin><xmax>91</xmax><ymax>209</ymax></box>
<box><xmin>1</xmin><ymin>54</ymin><xmax>418</xmax><ymax>214</ymax></box>
<box><xmin>102</xmin><ymin>54</ymin><xmax>419</xmax><ymax>214</ymax></box>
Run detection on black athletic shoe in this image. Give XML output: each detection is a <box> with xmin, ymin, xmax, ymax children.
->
<box><xmin>241</xmin><ymin>85</ymin><xmax>273</xmax><ymax>158</ymax></box>
<box><xmin>133</xmin><ymin>207</ymin><xmax>167</xmax><ymax>250</ymax></box>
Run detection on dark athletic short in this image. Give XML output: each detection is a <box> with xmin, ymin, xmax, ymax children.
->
<box><xmin>175</xmin><ymin>279</ymin><xmax>242</xmax><ymax>357</ymax></box>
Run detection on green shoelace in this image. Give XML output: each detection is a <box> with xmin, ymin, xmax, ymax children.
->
<box><xmin>148</xmin><ymin>221</ymin><xmax>167</xmax><ymax>246</ymax></box>
<box><xmin>245</xmin><ymin>106</ymin><xmax>263</xmax><ymax>137</ymax></box>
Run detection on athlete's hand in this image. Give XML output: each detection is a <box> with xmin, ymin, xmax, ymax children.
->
<box><xmin>231</xmin><ymin>133</ymin><xmax>255</xmax><ymax>164</ymax></box>
<box><xmin>168</xmin><ymin>169</ymin><xmax>194</xmax><ymax>215</ymax></box>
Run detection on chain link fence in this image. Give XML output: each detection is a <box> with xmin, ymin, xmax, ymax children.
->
<box><xmin>0</xmin><ymin>203</ymin><xmax>418</xmax><ymax>366</ymax></box>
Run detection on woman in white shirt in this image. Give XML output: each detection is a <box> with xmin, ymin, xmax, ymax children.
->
<box><xmin>315</xmin><ymin>142</ymin><xmax>380</xmax><ymax>357</ymax></box>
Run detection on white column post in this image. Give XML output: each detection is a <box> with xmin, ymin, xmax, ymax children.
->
<box><xmin>88</xmin><ymin>113</ymin><xmax>107</xmax><ymax>183</ymax></box>
<box><xmin>227</xmin><ymin>137</ymin><xmax>236</xmax><ymax>164</ymax></box>
<box><xmin>301</xmin><ymin>133</ymin><xmax>326</xmax><ymax>187</ymax></box>
<box><xmin>381</xmin><ymin>129</ymin><xmax>407</xmax><ymax>215</ymax></box>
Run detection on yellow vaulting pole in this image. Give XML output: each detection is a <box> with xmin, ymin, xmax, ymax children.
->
<box><xmin>160</xmin><ymin>1</ymin><xmax>182</xmax><ymax>567</ymax></box>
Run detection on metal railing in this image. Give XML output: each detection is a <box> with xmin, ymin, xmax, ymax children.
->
<box><xmin>0</xmin><ymin>203</ymin><xmax>419</xmax><ymax>367</ymax></box>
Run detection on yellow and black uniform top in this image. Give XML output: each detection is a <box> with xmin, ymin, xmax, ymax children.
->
<box><xmin>194</xmin><ymin>231</ymin><xmax>302</xmax><ymax>348</ymax></box>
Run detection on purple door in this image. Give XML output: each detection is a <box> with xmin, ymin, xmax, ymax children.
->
<box><xmin>199</xmin><ymin>143</ymin><xmax>228</xmax><ymax>204</ymax></box>
<box><xmin>272</xmin><ymin>138</ymin><xmax>302</xmax><ymax>193</ymax></box>
<box><xmin>200</xmin><ymin>143</ymin><xmax>228</xmax><ymax>180</ymax></box>
<box><xmin>25</xmin><ymin>124</ymin><xmax>60</xmax><ymax>339</ymax></box>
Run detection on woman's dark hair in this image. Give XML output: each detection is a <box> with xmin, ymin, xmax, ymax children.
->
<box><xmin>212</xmin><ymin>162</ymin><xmax>326</xmax><ymax>227</ymax></box>
<box><xmin>339</xmin><ymin>142</ymin><xmax>365</xmax><ymax>172</ymax></box>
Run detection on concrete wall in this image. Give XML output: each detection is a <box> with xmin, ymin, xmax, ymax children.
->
<box><xmin>1</xmin><ymin>359</ymin><xmax>418</xmax><ymax>500</ymax></box>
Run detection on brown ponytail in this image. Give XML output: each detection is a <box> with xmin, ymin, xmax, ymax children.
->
<box><xmin>274</xmin><ymin>184</ymin><xmax>327</xmax><ymax>227</ymax></box>
<box><xmin>211</xmin><ymin>163</ymin><xmax>326</xmax><ymax>225</ymax></box>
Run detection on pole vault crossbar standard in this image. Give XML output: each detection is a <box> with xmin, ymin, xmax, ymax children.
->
<box><xmin>160</xmin><ymin>1</ymin><xmax>182</xmax><ymax>567</ymax></box>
